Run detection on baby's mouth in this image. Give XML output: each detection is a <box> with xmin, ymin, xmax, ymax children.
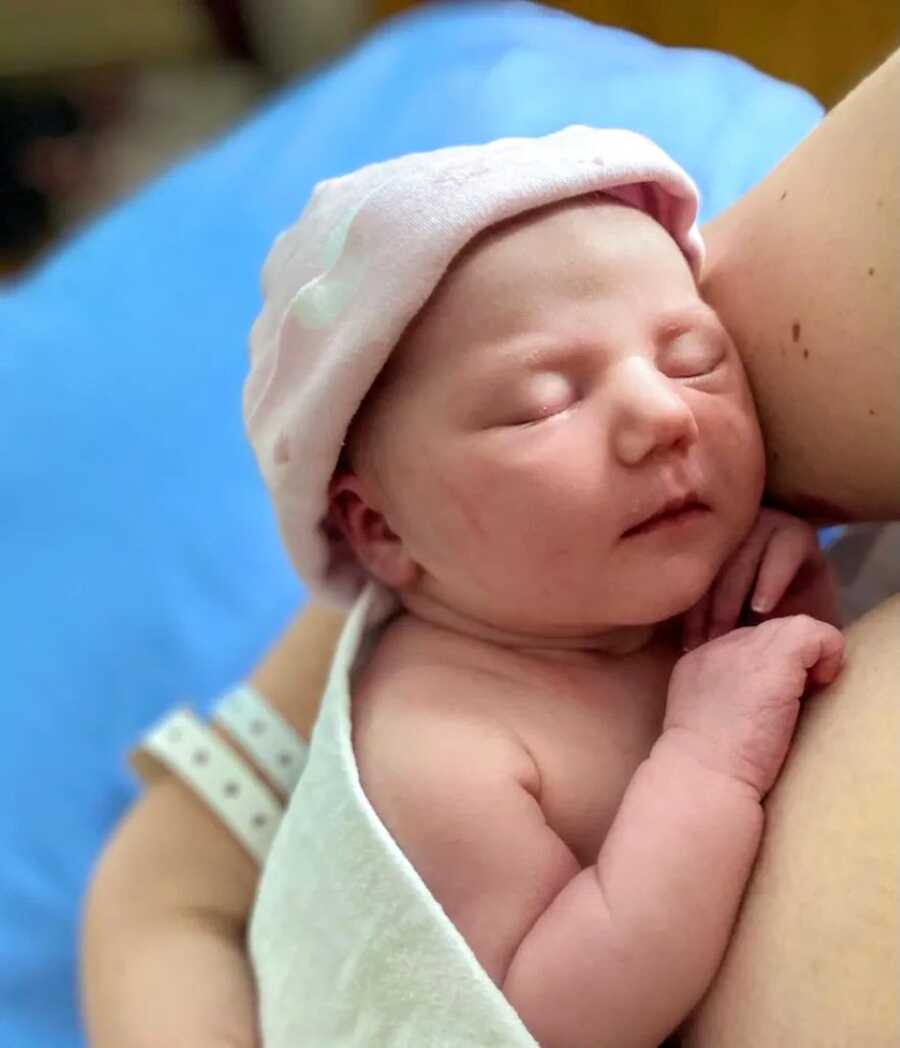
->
<box><xmin>621</xmin><ymin>496</ymin><xmax>710</xmax><ymax>539</ymax></box>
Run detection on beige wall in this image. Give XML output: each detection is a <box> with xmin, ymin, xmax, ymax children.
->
<box><xmin>375</xmin><ymin>0</ymin><xmax>900</xmax><ymax>106</ymax></box>
<box><xmin>0</xmin><ymin>0</ymin><xmax>217</xmax><ymax>76</ymax></box>
<box><xmin>6</xmin><ymin>1</ymin><xmax>897</xmax><ymax>103</ymax></box>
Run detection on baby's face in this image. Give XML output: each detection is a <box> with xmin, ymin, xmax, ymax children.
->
<box><xmin>345</xmin><ymin>199</ymin><xmax>764</xmax><ymax>633</ymax></box>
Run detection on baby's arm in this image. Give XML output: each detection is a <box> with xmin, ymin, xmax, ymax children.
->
<box><xmin>507</xmin><ymin>740</ymin><xmax>762</xmax><ymax>1047</ymax></box>
<box><xmin>371</xmin><ymin>616</ymin><xmax>843</xmax><ymax>1048</ymax></box>
<box><xmin>80</xmin><ymin>605</ymin><xmax>345</xmax><ymax>1048</ymax></box>
<box><xmin>371</xmin><ymin>698</ymin><xmax>760</xmax><ymax>1048</ymax></box>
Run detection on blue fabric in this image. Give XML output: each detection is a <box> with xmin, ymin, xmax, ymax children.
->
<box><xmin>0</xmin><ymin>3</ymin><xmax>822</xmax><ymax>1044</ymax></box>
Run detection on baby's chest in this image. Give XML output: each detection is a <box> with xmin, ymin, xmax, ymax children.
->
<box><xmin>511</xmin><ymin>668</ymin><xmax>671</xmax><ymax>867</ymax></box>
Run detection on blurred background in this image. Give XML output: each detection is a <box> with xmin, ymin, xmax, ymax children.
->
<box><xmin>2</xmin><ymin>0</ymin><xmax>899</xmax><ymax>279</ymax></box>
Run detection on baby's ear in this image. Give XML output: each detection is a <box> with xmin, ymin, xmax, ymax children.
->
<box><xmin>327</xmin><ymin>471</ymin><xmax>418</xmax><ymax>590</ymax></box>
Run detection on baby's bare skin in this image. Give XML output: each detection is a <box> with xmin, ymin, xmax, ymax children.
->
<box><xmin>354</xmin><ymin>611</ymin><xmax>676</xmax><ymax>879</ymax></box>
<box><xmin>350</xmin><ymin>605</ymin><xmax>841</xmax><ymax>1048</ymax></box>
<box><xmin>352</xmin><ymin>611</ymin><xmax>675</xmax><ymax>979</ymax></box>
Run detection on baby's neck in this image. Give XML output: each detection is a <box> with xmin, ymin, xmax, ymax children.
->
<box><xmin>398</xmin><ymin>591</ymin><xmax>669</xmax><ymax>664</ymax></box>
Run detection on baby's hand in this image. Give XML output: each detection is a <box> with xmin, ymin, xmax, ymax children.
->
<box><xmin>664</xmin><ymin>615</ymin><xmax>845</xmax><ymax>797</ymax></box>
<box><xmin>682</xmin><ymin>507</ymin><xmax>840</xmax><ymax>651</ymax></box>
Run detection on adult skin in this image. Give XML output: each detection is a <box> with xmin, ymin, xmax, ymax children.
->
<box><xmin>701</xmin><ymin>48</ymin><xmax>899</xmax><ymax>524</ymax></box>
<box><xmin>681</xmin><ymin>46</ymin><xmax>900</xmax><ymax>1048</ymax></box>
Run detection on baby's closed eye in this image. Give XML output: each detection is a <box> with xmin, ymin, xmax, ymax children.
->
<box><xmin>499</xmin><ymin>372</ymin><xmax>577</xmax><ymax>426</ymax></box>
<box><xmin>658</xmin><ymin>330</ymin><xmax>727</xmax><ymax>379</ymax></box>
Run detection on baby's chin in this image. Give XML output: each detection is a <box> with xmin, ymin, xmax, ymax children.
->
<box><xmin>421</xmin><ymin>585</ymin><xmax>708</xmax><ymax>642</ymax></box>
<box><xmin>581</xmin><ymin>562</ymin><xmax>722</xmax><ymax>628</ymax></box>
<box><xmin>603</xmin><ymin>578</ymin><xmax>716</xmax><ymax>624</ymax></box>
<box><xmin>400</xmin><ymin>551</ymin><xmax>726</xmax><ymax>639</ymax></box>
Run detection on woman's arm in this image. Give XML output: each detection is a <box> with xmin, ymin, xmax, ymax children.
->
<box><xmin>80</xmin><ymin>771</ymin><xmax>263</xmax><ymax>1048</ymax></box>
<box><xmin>243</xmin><ymin>603</ymin><xmax>346</xmax><ymax>739</ymax></box>
<box><xmin>701</xmin><ymin>48</ymin><xmax>899</xmax><ymax>523</ymax></box>
<box><xmin>79</xmin><ymin>604</ymin><xmax>344</xmax><ymax>1047</ymax></box>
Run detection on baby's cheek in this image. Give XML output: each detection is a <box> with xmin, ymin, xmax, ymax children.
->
<box><xmin>702</xmin><ymin>387</ymin><xmax>762</xmax><ymax>461</ymax></box>
<box><xmin>731</xmin><ymin>370</ymin><xmax>767</xmax><ymax>458</ymax></box>
<box><xmin>737</xmin><ymin>402</ymin><xmax>766</xmax><ymax>489</ymax></box>
<box><xmin>428</xmin><ymin>465</ymin><xmax>500</xmax><ymax>550</ymax></box>
<box><xmin>713</xmin><ymin>401</ymin><xmax>766</xmax><ymax>511</ymax></box>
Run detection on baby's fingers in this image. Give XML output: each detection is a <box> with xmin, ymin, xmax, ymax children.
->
<box><xmin>809</xmin><ymin>640</ymin><xmax>845</xmax><ymax>686</ymax></box>
<box><xmin>751</xmin><ymin>526</ymin><xmax>815</xmax><ymax>614</ymax></box>
<box><xmin>780</xmin><ymin>615</ymin><xmax>846</xmax><ymax>687</ymax></box>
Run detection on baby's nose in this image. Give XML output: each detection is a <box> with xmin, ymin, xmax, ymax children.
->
<box><xmin>610</xmin><ymin>359</ymin><xmax>698</xmax><ymax>466</ymax></box>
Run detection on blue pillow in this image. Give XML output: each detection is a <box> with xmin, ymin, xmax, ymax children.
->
<box><xmin>0</xmin><ymin>3</ymin><xmax>822</xmax><ymax>1044</ymax></box>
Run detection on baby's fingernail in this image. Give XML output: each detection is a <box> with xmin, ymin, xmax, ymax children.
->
<box><xmin>751</xmin><ymin>595</ymin><xmax>771</xmax><ymax>614</ymax></box>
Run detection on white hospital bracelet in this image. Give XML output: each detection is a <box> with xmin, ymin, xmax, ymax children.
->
<box><xmin>211</xmin><ymin>684</ymin><xmax>309</xmax><ymax>796</ymax></box>
<box><xmin>130</xmin><ymin>708</ymin><xmax>283</xmax><ymax>865</ymax></box>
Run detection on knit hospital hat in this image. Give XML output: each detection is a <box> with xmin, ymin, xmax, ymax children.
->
<box><xmin>244</xmin><ymin>126</ymin><xmax>704</xmax><ymax>607</ymax></box>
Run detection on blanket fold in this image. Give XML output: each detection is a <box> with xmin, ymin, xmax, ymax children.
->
<box><xmin>249</xmin><ymin>581</ymin><xmax>539</xmax><ymax>1046</ymax></box>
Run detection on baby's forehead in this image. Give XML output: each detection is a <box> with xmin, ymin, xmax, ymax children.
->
<box><xmin>455</xmin><ymin>192</ymin><xmax>627</xmax><ymax>266</ymax></box>
<box><xmin>448</xmin><ymin>196</ymin><xmax>677</xmax><ymax>308</ymax></box>
<box><xmin>398</xmin><ymin>198</ymin><xmax>673</xmax><ymax>347</ymax></box>
<box><xmin>375</xmin><ymin>198</ymin><xmax>707</xmax><ymax>431</ymax></box>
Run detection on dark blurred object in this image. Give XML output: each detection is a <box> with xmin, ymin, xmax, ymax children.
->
<box><xmin>0</xmin><ymin>0</ymin><xmax>226</xmax><ymax>274</ymax></box>
<box><xmin>0</xmin><ymin>0</ymin><xmax>217</xmax><ymax>76</ymax></box>
<box><xmin>0</xmin><ymin>87</ymin><xmax>84</xmax><ymax>252</ymax></box>
<box><xmin>0</xmin><ymin>69</ymin><xmax>134</xmax><ymax>269</ymax></box>
<box><xmin>200</xmin><ymin>0</ymin><xmax>255</xmax><ymax>60</ymax></box>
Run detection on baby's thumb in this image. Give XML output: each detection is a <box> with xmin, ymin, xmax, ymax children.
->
<box><xmin>806</xmin><ymin>625</ymin><xmax>846</xmax><ymax>687</ymax></box>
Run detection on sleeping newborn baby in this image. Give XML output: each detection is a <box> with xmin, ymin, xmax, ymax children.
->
<box><xmin>245</xmin><ymin>129</ymin><xmax>842</xmax><ymax>1047</ymax></box>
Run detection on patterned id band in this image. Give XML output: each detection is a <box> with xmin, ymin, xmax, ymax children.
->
<box><xmin>211</xmin><ymin>684</ymin><xmax>309</xmax><ymax>796</ymax></box>
<box><xmin>131</xmin><ymin>708</ymin><xmax>283</xmax><ymax>865</ymax></box>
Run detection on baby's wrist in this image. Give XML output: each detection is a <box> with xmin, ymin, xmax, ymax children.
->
<box><xmin>654</xmin><ymin>726</ymin><xmax>765</xmax><ymax>805</ymax></box>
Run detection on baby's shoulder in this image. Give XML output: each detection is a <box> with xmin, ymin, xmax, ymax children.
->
<box><xmin>351</xmin><ymin>614</ymin><xmax>537</xmax><ymax>789</ymax></box>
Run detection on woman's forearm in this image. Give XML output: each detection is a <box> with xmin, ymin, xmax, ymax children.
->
<box><xmin>81</xmin><ymin>606</ymin><xmax>344</xmax><ymax>1047</ymax></box>
<box><xmin>80</xmin><ymin>775</ymin><xmax>262</xmax><ymax>1048</ymax></box>
<box><xmin>701</xmin><ymin>48</ymin><xmax>900</xmax><ymax>522</ymax></box>
<box><xmin>247</xmin><ymin>603</ymin><xmax>345</xmax><ymax>740</ymax></box>
<box><xmin>82</xmin><ymin>907</ymin><xmax>259</xmax><ymax>1048</ymax></box>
